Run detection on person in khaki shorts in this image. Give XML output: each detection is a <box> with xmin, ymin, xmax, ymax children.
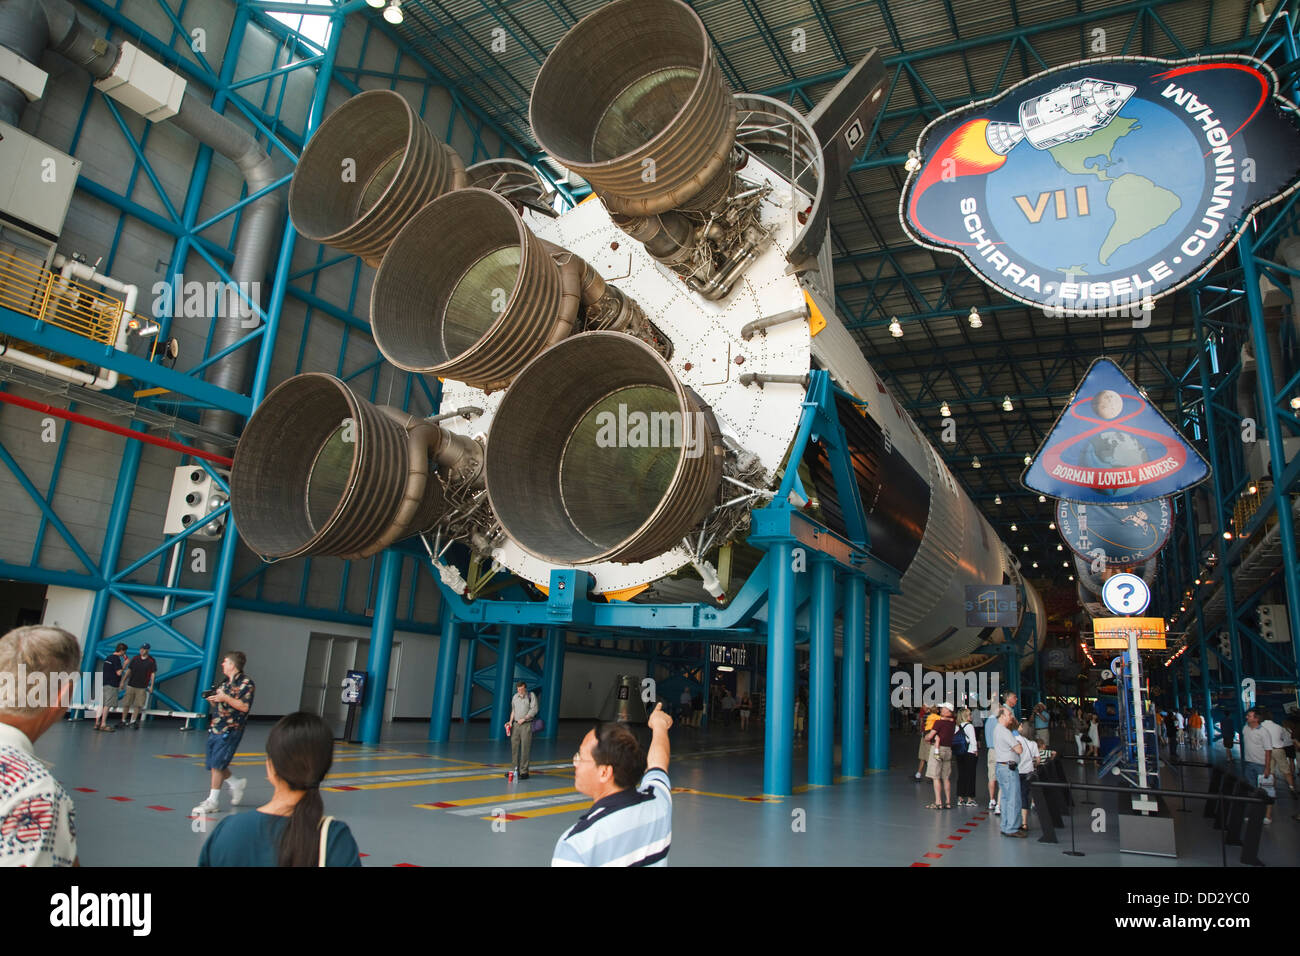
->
<box><xmin>923</xmin><ymin>703</ymin><xmax>957</xmax><ymax>809</ymax></box>
<box><xmin>120</xmin><ymin>644</ymin><xmax>156</xmax><ymax>728</ymax></box>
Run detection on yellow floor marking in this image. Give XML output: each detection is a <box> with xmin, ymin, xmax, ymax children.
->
<box><xmin>414</xmin><ymin>786</ymin><xmax>576</xmax><ymax>809</ymax></box>
<box><xmin>324</xmin><ymin>772</ymin><xmax>507</xmax><ymax>791</ymax></box>
<box><xmin>673</xmin><ymin>787</ymin><xmax>783</xmax><ymax>803</ymax></box>
<box><xmin>482</xmin><ymin>799</ymin><xmax>588</xmax><ymax>820</ymax></box>
<box><xmin>219</xmin><ymin>752</ymin><xmax>449</xmax><ymax>767</ymax></box>
<box><xmin>325</xmin><ymin>766</ymin><xmax>465</xmax><ymax>779</ymax></box>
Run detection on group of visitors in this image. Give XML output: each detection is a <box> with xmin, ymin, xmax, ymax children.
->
<box><xmin>917</xmin><ymin>703</ymin><xmax>981</xmax><ymax>808</ymax></box>
<box><xmin>2</xmin><ymin>624</ymin><xmax>679</xmax><ymax>868</ymax></box>
<box><xmin>91</xmin><ymin>641</ymin><xmax>157</xmax><ymax>730</ymax></box>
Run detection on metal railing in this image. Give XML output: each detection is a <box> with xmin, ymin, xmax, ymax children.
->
<box><xmin>0</xmin><ymin>249</ymin><xmax>124</xmax><ymax>346</ymax></box>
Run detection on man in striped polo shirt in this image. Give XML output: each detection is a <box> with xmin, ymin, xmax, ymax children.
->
<box><xmin>552</xmin><ymin>701</ymin><xmax>673</xmax><ymax>866</ymax></box>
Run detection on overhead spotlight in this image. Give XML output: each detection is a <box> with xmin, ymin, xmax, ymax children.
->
<box><xmin>1194</xmin><ymin>578</ymin><xmax>1201</xmax><ymax>585</ymax></box>
<box><xmin>1023</xmin><ymin>454</ymin><xmax>1032</xmax><ymax>466</ymax></box>
<box><xmin>1002</xmin><ymin>395</ymin><xmax>1013</xmax><ymax>412</ymax></box>
<box><xmin>127</xmin><ymin>317</ymin><xmax>161</xmax><ymax>336</ymax></box>
<box><xmin>888</xmin><ymin>317</ymin><xmax>903</xmax><ymax>338</ymax></box>
<box><xmin>968</xmin><ymin>307</ymin><xmax>982</xmax><ymax>329</ymax></box>
<box><xmin>1022</xmin><ymin>544</ymin><xmax>1029</xmax><ymax>552</ymax></box>
<box><xmin>1038</xmin><ymin>494</ymin><xmax>1046</xmax><ymax>503</ymax></box>
<box><xmin>1180</xmin><ymin>605</ymin><xmax>1186</xmax><ymax>612</ymax></box>
<box><xmin>383</xmin><ymin>0</ymin><xmax>403</xmax><ymax>23</ymax></box>
<box><xmin>1257</xmin><ymin>1</ymin><xmax>1270</xmax><ymax>23</ymax></box>
<box><xmin>1062</xmin><ymin>561</ymin><xmax>1069</xmax><ymax>567</ymax></box>
<box><xmin>1069</xmin><ymin>575</ymin><xmax>1075</xmax><ymax>581</ymax></box>
<box><xmin>904</xmin><ymin>150</ymin><xmax>922</xmax><ymax>173</ymax></box>
<box><xmin>994</xmin><ymin>495</ymin><xmax>1002</xmax><ymax>505</ymax></box>
<box><xmin>1057</xmin><ymin>544</ymin><xmax>1063</xmax><ymax>551</ymax></box>
<box><xmin>1032</xmin><ymin>561</ymin><xmax>1039</xmax><ymax>568</ymax></box>
<box><xmin>1223</xmin><ymin>530</ymin><xmax>1234</xmax><ymax>540</ymax></box>
<box><xmin>1290</xmin><ymin>396</ymin><xmax>1300</xmax><ymax>410</ymax></box>
<box><xmin>365</xmin><ymin>0</ymin><xmax>385</xmax><ymax>7</ymax></box>
<box><xmin>940</xmin><ymin>401</ymin><xmax>951</xmax><ymax>417</ymax></box>
<box><xmin>972</xmin><ymin>456</ymin><xmax>981</xmax><ymax>469</ymax></box>
<box><xmin>1010</xmin><ymin>523</ymin><xmax>1017</xmax><ymax>531</ymax></box>
<box><xmin>1048</xmin><ymin>521</ymin><xmax>1056</xmax><ymax>530</ymax></box>
<box><xmin>1247</xmin><ymin>483</ymin><xmax>1258</xmax><ymax>495</ymax></box>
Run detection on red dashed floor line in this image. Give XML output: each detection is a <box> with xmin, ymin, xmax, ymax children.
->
<box><xmin>147</xmin><ymin>805</ymin><xmax>173</xmax><ymax>812</ymax></box>
<box><xmin>107</xmin><ymin>796</ymin><xmax>132</xmax><ymax>802</ymax></box>
<box><xmin>910</xmin><ymin>809</ymin><xmax>989</xmax><ymax>866</ymax></box>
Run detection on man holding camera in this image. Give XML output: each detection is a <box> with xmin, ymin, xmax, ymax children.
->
<box><xmin>193</xmin><ymin>652</ymin><xmax>254</xmax><ymax>816</ymax></box>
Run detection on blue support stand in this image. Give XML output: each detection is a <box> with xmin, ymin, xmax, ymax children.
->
<box><xmin>429</xmin><ymin>598</ymin><xmax>460</xmax><ymax>742</ymax></box>
<box><xmin>541</xmin><ymin>628</ymin><xmax>564</xmax><ymax>739</ymax></box>
<box><xmin>868</xmin><ymin>585</ymin><xmax>891</xmax><ymax>771</ymax></box>
<box><xmin>841</xmin><ymin>573</ymin><xmax>866</xmax><ymax>778</ymax></box>
<box><xmin>764</xmin><ymin>541</ymin><xmax>797</xmax><ymax>796</ymax></box>
<box><xmin>809</xmin><ymin>558</ymin><xmax>836</xmax><ymax>786</ymax></box>
<box><xmin>359</xmin><ymin>549</ymin><xmax>401</xmax><ymax>745</ymax></box>
<box><xmin>489</xmin><ymin>625</ymin><xmax>519</xmax><ymax>741</ymax></box>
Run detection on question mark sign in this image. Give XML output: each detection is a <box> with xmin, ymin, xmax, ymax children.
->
<box><xmin>1117</xmin><ymin>582</ymin><xmax>1134</xmax><ymax>609</ymax></box>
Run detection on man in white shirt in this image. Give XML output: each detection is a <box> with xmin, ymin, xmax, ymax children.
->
<box><xmin>1257</xmin><ymin>709</ymin><xmax>1296</xmax><ymax>795</ymax></box>
<box><xmin>0</xmin><ymin>626</ymin><xmax>81</xmax><ymax>866</ymax></box>
<box><xmin>992</xmin><ymin>707</ymin><xmax>1025</xmax><ymax>837</ymax></box>
<box><xmin>1241</xmin><ymin>709</ymin><xmax>1275</xmax><ymax>824</ymax></box>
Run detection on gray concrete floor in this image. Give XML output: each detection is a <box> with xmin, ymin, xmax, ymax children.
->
<box><xmin>38</xmin><ymin>716</ymin><xmax>1297</xmax><ymax>866</ymax></box>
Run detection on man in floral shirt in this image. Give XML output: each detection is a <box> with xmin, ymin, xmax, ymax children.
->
<box><xmin>0</xmin><ymin>626</ymin><xmax>81</xmax><ymax>866</ymax></box>
<box><xmin>193</xmin><ymin>652</ymin><xmax>255</xmax><ymax>816</ymax></box>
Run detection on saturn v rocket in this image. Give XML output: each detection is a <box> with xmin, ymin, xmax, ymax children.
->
<box><xmin>229</xmin><ymin>0</ymin><xmax>1045</xmax><ymax>668</ymax></box>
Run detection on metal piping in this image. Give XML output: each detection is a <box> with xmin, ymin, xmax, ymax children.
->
<box><xmin>0</xmin><ymin>0</ymin><xmax>282</xmax><ymax>442</ymax></box>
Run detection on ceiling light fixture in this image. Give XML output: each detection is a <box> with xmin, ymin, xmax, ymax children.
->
<box><xmin>1038</xmin><ymin>494</ymin><xmax>1046</xmax><ymax>503</ymax></box>
<box><xmin>1022</xmin><ymin>545</ymin><xmax>1029</xmax><ymax>552</ymax></box>
<box><xmin>888</xmin><ymin>317</ymin><xmax>903</xmax><ymax>337</ymax></box>
<box><xmin>940</xmin><ymin>401</ymin><xmax>951</xmax><ymax>417</ymax></box>
<box><xmin>1291</xmin><ymin>396</ymin><xmax>1300</xmax><ymax>410</ymax></box>
<box><xmin>971</xmin><ymin>456</ymin><xmax>981</xmax><ymax>469</ymax></box>
<box><xmin>1002</xmin><ymin>395</ymin><xmax>1013</xmax><ymax>412</ymax></box>
<box><xmin>1010</xmin><ymin>523</ymin><xmax>1017</xmax><ymax>531</ymax></box>
<box><xmin>968</xmin><ymin>307</ymin><xmax>982</xmax><ymax>329</ymax></box>
<box><xmin>365</xmin><ymin>0</ymin><xmax>385</xmax><ymax>7</ymax></box>
<box><xmin>1023</xmin><ymin>454</ymin><xmax>1032</xmax><ymax>466</ymax></box>
<box><xmin>383</xmin><ymin>0</ymin><xmax>403</xmax><ymax>23</ymax></box>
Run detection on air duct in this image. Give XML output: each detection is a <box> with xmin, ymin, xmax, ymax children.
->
<box><xmin>485</xmin><ymin>331</ymin><xmax>723</xmax><ymax>565</ymax></box>
<box><xmin>288</xmin><ymin>89</ymin><xmax>467</xmax><ymax>267</ymax></box>
<box><xmin>371</xmin><ymin>187</ymin><xmax>651</xmax><ymax>390</ymax></box>
<box><xmin>229</xmin><ymin>373</ymin><xmax>481</xmax><ymax>561</ymax></box>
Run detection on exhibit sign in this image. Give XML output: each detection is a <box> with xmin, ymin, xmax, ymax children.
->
<box><xmin>1022</xmin><ymin>358</ymin><xmax>1209</xmax><ymax>503</ymax></box>
<box><xmin>1056</xmin><ymin>496</ymin><xmax>1172</xmax><ymax>565</ymax></box>
<box><xmin>964</xmin><ymin>584</ymin><xmax>1019</xmax><ymax>627</ymax></box>
<box><xmin>1093</xmin><ymin>616</ymin><xmax>1166</xmax><ymax>650</ymax></box>
<box><xmin>900</xmin><ymin>56</ymin><xmax>1300</xmax><ymax>315</ymax></box>
<box><xmin>1101</xmin><ymin>571</ymin><xmax>1152</xmax><ymax>616</ymax></box>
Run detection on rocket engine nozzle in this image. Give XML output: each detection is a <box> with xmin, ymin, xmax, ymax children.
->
<box><xmin>230</xmin><ymin>373</ymin><xmax>480</xmax><ymax>561</ymax></box>
<box><xmin>485</xmin><ymin>331</ymin><xmax>724</xmax><ymax>566</ymax></box>
<box><xmin>288</xmin><ymin>90</ymin><xmax>468</xmax><ymax>266</ymax></box>
<box><xmin>371</xmin><ymin>188</ymin><xmax>653</xmax><ymax>390</ymax></box>
<box><xmin>529</xmin><ymin>0</ymin><xmax>736</xmax><ymax>218</ymax></box>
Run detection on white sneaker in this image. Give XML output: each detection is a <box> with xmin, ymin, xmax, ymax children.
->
<box><xmin>228</xmin><ymin>777</ymin><xmax>247</xmax><ymax>806</ymax></box>
<box><xmin>995</xmin><ymin>805</ymin><xmax>1002</xmax><ymax>815</ymax></box>
<box><xmin>988</xmin><ymin>800</ymin><xmax>996</xmax><ymax>810</ymax></box>
<box><xmin>192</xmin><ymin>798</ymin><xmax>219</xmax><ymax>815</ymax></box>
<box><xmin>914</xmin><ymin>772</ymin><xmax>922</xmax><ymax>780</ymax></box>
<box><xmin>1263</xmin><ymin>817</ymin><xmax>1272</xmax><ymax>825</ymax></box>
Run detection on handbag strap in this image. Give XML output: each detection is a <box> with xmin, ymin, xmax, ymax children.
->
<box><xmin>318</xmin><ymin>815</ymin><xmax>335</xmax><ymax>868</ymax></box>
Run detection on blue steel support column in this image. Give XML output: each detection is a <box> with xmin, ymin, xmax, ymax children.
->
<box><xmin>459</xmin><ymin>634</ymin><xmax>476</xmax><ymax>722</ymax></box>
<box><xmin>489</xmin><ymin>625</ymin><xmax>519</xmax><ymax>741</ymax></box>
<box><xmin>840</xmin><ymin>573</ymin><xmax>866</xmax><ymax>778</ymax></box>
<box><xmin>81</xmin><ymin>436</ymin><xmax>143</xmax><ymax>671</ymax></box>
<box><xmin>1239</xmin><ymin>230</ymin><xmax>1300</xmax><ymax>681</ymax></box>
<box><xmin>868</xmin><ymin>585</ymin><xmax>891</xmax><ymax>771</ymax></box>
<box><xmin>359</xmin><ymin>550</ymin><xmax>401</xmax><ymax>745</ymax></box>
<box><xmin>429</xmin><ymin>598</ymin><xmax>461</xmax><ymax>741</ymax></box>
<box><xmin>540</xmin><ymin>628</ymin><xmax>564</xmax><ymax>739</ymax></box>
<box><xmin>808</xmin><ymin>558</ymin><xmax>836</xmax><ymax>786</ymax></box>
<box><xmin>763</xmin><ymin>541</ymin><xmax>797</xmax><ymax>796</ymax></box>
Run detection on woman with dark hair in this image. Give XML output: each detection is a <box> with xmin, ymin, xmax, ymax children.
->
<box><xmin>198</xmin><ymin>712</ymin><xmax>361</xmax><ymax>867</ymax></box>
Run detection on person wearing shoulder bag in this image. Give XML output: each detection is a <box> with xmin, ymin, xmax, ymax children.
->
<box><xmin>952</xmin><ymin>707</ymin><xmax>979</xmax><ymax>807</ymax></box>
<box><xmin>198</xmin><ymin>712</ymin><xmax>361</xmax><ymax>866</ymax></box>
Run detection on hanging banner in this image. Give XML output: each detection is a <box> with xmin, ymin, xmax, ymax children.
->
<box><xmin>1092</xmin><ymin>617</ymin><xmax>1166</xmax><ymax>650</ymax></box>
<box><xmin>1023</xmin><ymin>358</ymin><xmax>1209</xmax><ymax>503</ymax></box>
<box><xmin>1056</xmin><ymin>496</ymin><xmax>1172</xmax><ymax>566</ymax></box>
<box><xmin>900</xmin><ymin>56</ymin><xmax>1300</xmax><ymax>315</ymax></box>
